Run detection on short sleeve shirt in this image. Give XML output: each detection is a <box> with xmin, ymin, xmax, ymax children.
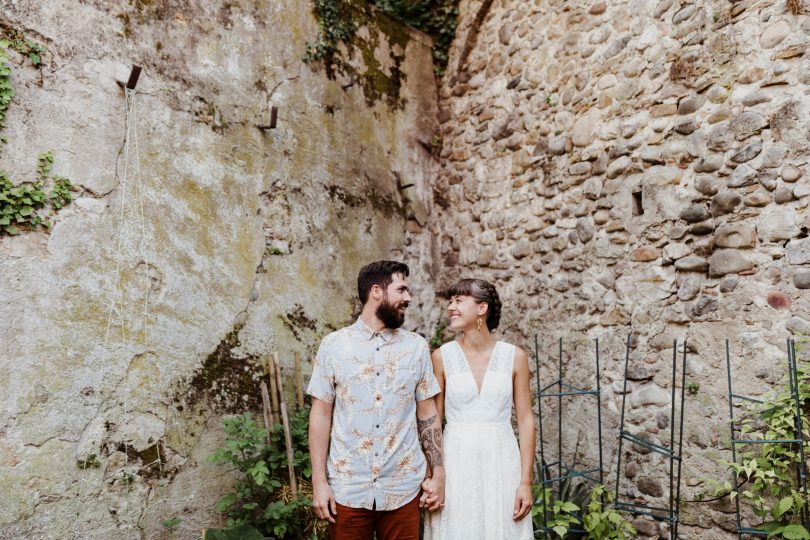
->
<box><xmin>306</xmin><ymin>319</ymin><xmax>441</xmax><ymax>510</ymax></box>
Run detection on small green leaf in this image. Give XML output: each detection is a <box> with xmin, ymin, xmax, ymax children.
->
<box><xmin>781</xmin><ymin>524</ymin><xmax>810</xmax><ymax>540</ymax></box>
<box><xmin>552</xmin><ymin>525</ymin><xmax>567</xmax><ymax>537</ymax></box>
<box><xmin>774</xmin><ymin>495</ymin><xmax>794</xmax><ymax>518</ymax></box>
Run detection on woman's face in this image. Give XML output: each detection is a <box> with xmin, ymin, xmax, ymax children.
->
<box><xmin>447</xmin><ymin>294</ymin><xmax>486</xmax><ymax>331</ymax></box>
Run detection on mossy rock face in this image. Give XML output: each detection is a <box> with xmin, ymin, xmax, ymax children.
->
<box><xmin>308</xmin><ymin>0</ymin><xmax>421</xmax><ymax>109</ymax></box>
<box><xmin>180</xmin><ymin>324</ymin><xmax>265</xmax><ymax>414</ymax></box>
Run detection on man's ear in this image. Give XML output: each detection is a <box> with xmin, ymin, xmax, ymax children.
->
<box><xmin>371</xmin><ymin>284</ymin><xmax>384</xmax><ymax>301</ymax></box>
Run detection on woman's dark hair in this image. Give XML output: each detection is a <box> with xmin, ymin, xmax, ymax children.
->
<box><xmin>447</xmin><ymin>278</ymin><xmax>502</xmax><ymax>330</ymax></box>
<box><xmin>357</xmin><ymin>260</ymin><xmax>410</xmax><ymax>305</ymax></box>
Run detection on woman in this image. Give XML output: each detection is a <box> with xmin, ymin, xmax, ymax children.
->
<box><xmin>423</xmin><ymin>278</ymin><xmax>535</xmax><ymax>540</ymax></box>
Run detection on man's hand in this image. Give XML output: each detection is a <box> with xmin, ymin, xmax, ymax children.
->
<box><xmin>512</xmin><ymin>482</ymin><xmax>532</xmax><ymax>521</ymax></box>
<box><xmin>420</xmin><ymin>469</ymin><xmax>445</xmax><ymax>511</ymax></box>
<box><xmin>312</xmin><ymin>479</ymin><xmax>337</xmax><ymax>523</ymax></box>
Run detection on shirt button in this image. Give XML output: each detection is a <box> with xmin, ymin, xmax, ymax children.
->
<box><xmin>375</xmin><ymin>452</ymin><xmax>378</xmax><ymax>456</ymax></box>
<box><xmin>376</xmin><ymin>347</ymin><xmax>380</xmax><ymax>351</ymax></box>
<box><xmin>376</xmin><ymin>424</ymin><xmax>380</xmax><ymax>428</ymax></box>
<box><xmin>376</xmin><ymin>371</ymin><xmax>380</xmax><ymax>376</ymax></box>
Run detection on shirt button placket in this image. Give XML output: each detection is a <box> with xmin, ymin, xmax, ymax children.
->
<box><xmin>372</xmin><ymin>334</ymin><xmax>382</xmax><ymax>503</ymax></box>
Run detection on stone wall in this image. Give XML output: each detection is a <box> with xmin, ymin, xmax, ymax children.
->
<box><xmin>0</xmin><ymin>1</ymin><xmax>437</xmax><ymax>537</ymax></box>
<box><xmin>424</xmin><ymin>0</ymin><xmax>810</xmax><ymax>536</ymax></box>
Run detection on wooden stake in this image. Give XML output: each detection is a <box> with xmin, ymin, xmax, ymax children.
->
<box><xmin>260</xmin><ymin>381</ymin><xmax>273</xmax><ymax>446</ymax></box>
<box><xmin>275</xmin><ymin>362</ymin><xmax>298</xmax><ymax>496</ymax></box>
<box><xmin>294</xmin><ymin>351</ymin><xmax>304</xmax><ymax>409</ymax></box>
<box><xmin>268</xmin><ymin>353</ymin><xmax>280</xmax><ymax>425</ymax></box>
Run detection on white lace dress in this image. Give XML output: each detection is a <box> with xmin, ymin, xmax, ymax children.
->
<box><xmin>423</xmin><ymin>340</ymin><xmax>533</xmax><ymax>540</ymax></box>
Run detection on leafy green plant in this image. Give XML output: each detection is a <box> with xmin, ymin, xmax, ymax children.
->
<box><xmin>533</xmin><ymin>461</ymin><xmax>635</xmax><ymax>539</ymax></box>
<box><xmin>581</xmin><ymin>486</ymin><xmax>635</xmax><ymax>539</ymax></box>
<box><xmin>533</xmin><ymin>482</ymin><xmax>585</xmax><ymax>538</ymax></box>
<box><xmin>0</xmin><ymin>26</ymin><xmax>47</xmax><ymax>67</ymax></box>
<box><xmin>0</xmin><ymin>171</ymin><xmax>47</xmax><ymax>234</ymax></box>
<box><xmin>161</xmin><ymin>517</ymin><xmax>181</xmax><ymax>538</ymax></box>
<box><xmin>0</xmin><ymin>152</ymin><xmax>74</xmax><ymax>235</ymax></box>
<box><xmin>711</xmin><ymin>339</ymin><xmax>810</xmax><ymax>538</ymax></box>
<box><xmin>304</xmin><ymin>0</ymin><xmax>357</xmax><ymax>65</ymax></box>
<box><xmin>0</xmin><ymin>40</ymin><xmax>12</xmax><ymax>130</ymax></box>
<box><xmin>204</xmin><ymin>523</ymin><xmax>265</xmax><ymax>540</ymax></box>
<box><xmin>372</xmin><ymin>0</ymin><xmax>459</xmax><ymax>72</ymax></box>
<box><xmin>76</xmin><ymin>453</ymin><xmax>101</xmax><ymax>469</ymax></box>
<box><xmin>37</xmin><ymin>150</ymin><xmax>53</xmax><ymax>180</ymax></box>
<box><xmin>0</xmin><ymin>42</ymin><xmax>73</xmax><ymax>236</ymax></box>
<box><xmin>304</xmin><ymin>0</ymin><xmax>459</xmax><ymax>73</ymax></box>
<box><xmin>209</xmin><ymin>408</ymin><xmax>321</xmax><ymax>539</ymax></box>
<box><xmin>429</xmin><ymin>321</ymin><xmax>447</xmax><ymax>350</ymax></box>
<box><xmin>687</xmin><ymin>381</ymin><xmax>700</xmax><ymax>395</ymax></box>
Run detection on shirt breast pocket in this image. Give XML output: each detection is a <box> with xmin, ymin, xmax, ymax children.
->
<box><xmin>393</xmin><ymin>365</ymin><xmax>417</xmax><ymax>396</ymax></box>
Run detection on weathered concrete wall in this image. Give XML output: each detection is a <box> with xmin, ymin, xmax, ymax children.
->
<box><xmin>423</xmin><ymin>0</ymin><xmax>810</xmax><ymax>536</ymax></box>
<box><xmin>0</xmin><ymin>1</ymin><xmax>437</xmax><ymax>538</ymax></box>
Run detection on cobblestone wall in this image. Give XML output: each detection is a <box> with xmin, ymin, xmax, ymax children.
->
<box><xmin>422</xmin><ymin>0</ymin><xmax>810</xmax><ymax>536</ymax></box>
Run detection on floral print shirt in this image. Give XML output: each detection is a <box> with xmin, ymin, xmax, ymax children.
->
<box><xmin>306</xmin><ymin>318</ymin><xmax>441</xmax><ymax>510</ymax></box>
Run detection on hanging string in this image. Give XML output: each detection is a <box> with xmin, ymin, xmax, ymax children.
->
<box><xmin>74</xmin><ymin>87</ymin><xmax>150</xmax><ymax>538</ymax></box>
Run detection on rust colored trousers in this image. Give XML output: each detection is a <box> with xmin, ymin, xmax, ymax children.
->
<box><xmin>329</xmin><ymin>494</ymin><xmax>420</xmax><ymax>540</ymax></box>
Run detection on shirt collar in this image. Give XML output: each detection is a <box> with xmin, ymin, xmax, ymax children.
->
<box><xmin>352</xmin><ymin>318</ymin><xmax>398</xmax><ymax>342</ymax></box>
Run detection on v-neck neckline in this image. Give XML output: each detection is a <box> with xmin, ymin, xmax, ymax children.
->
<box><xmin>455</xmin><ymin>340</ymin><xmax>499</xmax><ymax>397</ymax></box>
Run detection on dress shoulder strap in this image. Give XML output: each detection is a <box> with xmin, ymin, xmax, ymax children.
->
<box><xmin>489</xmin><ymin>341</ymin><xmax>516</xmax><ymax>373</ymax></box>
<box><xmin>439</xmin><ymin>341</ymin><xmax>467</xmax><ymax>377</ymax></box>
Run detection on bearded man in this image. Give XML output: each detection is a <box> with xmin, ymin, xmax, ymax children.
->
<box><xmin>307</xmin><ymin>260</ymin><xmax>445</xmax><ymax>540</ymax></box>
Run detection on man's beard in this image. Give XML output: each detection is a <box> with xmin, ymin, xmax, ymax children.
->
<box><xmin>376</xmin><ymin>296</ymin><xmax>408</xmax><ymax>329</ymax></box>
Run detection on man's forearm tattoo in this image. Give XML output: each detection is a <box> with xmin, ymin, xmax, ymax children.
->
<box><xmin>417</xmin><ymin>414</ymin><xmax>443</xmax><ymax>468</ymax></box>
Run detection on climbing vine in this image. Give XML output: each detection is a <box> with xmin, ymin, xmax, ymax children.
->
<box><xmin>305</xmin><ymin>0</ymin><xmax>459</xmax><ymax>74</ymax></box>
<box><xmin>705</xmin><ymin>340</ymin><xmax>810</xmax><ymax>538</ymax></box>
<box><xmin>0</xmin><ymin>151</ymin><xmax>74</xmax><ymax>235</ymax></box>
<box><xmin>0</xmin><ymin>41</ymin><xmax>12</xmax><ymax>133</ymax></box>
<box><xmin>0</xmin><ymin>38</ymin><xmax>74</xmax><ymax>236</ymax></box>
<box><xmin>303</xmin><ymin>0</ymin><xmax>358</xmax><ymax>65</ymax></box>
<box><xmin>373</xmin><ymin>0</ymin><xmax>459</xmax><ymax>71</ymax></box>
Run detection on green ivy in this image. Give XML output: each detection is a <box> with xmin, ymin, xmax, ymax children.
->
<box><xmin>372</xmin><ymin>0</ymin><xmax>459</xmax><ymax>72</ymax></box>
<box><xmin>0</xmin><ymin>171</ymin><xmax>46</xmax><ymax>234</ymax></box>
<box><xmin>0</xmin><ymin>151</ymin><xmax>74</xmax><ymax>235</ymax></box>
<box><xmin>0</xmin><ymin>42</ymin><xmax>73</xmax><ymax>235</ymax></box>
<box><xmin>0</xmin><ymin>40</ymin><xmax>12</xmax><ymax>130</ymax></box>
<box><xmin>208</xmin><ymin>408</ymin><xmax>323</xmax><ymax>539</ymax></box>
<box><xmin>305</xmin><ymin>0</ymin><xmax>459</xmax><ymax>73</ymax></box>
<box><xmin>303</xmin><ymin>0</ymin><xmax>358</xmax><ymax>65</ymax></box>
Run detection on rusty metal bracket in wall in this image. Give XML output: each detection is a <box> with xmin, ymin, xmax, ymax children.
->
<box><xmin>256</xmin><ymin>106</ymin><xmax>278</xmax><ymax>130</ymax></box>
<box><xmin>116</xmin><ymin>65</ymin><xmax>141</xmax><ymax>91</ymax></box>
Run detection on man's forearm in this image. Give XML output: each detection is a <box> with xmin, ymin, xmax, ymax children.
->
<box><xmin>417</xmin><ymin>412</ymin><xmax>444</xmax><ymax>471</ymax></box>
<box><xmin>309</xmin><ymin>410</ymin><xmax>332</xmax><ymax>482</ymax></box>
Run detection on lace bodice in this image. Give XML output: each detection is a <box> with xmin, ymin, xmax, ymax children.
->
<box><xmin>440</xmin><ymin>340</ymin><xmax>515</xmax><ymax>424</ymax></box>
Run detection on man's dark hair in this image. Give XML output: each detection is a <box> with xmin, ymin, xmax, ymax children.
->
<box><xmin>358</xmin><ymin>261</ymin><xmax>410</xmax><ymax>305</ymax></box>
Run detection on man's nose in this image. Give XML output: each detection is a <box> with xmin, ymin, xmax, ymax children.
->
<box><xmin>404</xmin><ymin>291</ymin><xmax>412</xmax><ymax>302</ymax></box>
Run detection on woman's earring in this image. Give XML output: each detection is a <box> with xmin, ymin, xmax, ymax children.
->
<box><xmin>477</xmin><ymin>317</ymin><xmax>482</xmax><ymax>332</ymax></box>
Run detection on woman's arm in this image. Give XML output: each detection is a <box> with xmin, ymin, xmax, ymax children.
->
<box><xmin>512</xmin><ymin>346</ymin><xmax>535</xmax><ymax>520</ymax></box>
<box><xmin>432</xmin><ymin>348</ymin><xmax>445</xmax><ymax>426</ymax></box>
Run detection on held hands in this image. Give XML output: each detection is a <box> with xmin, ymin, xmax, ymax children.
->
<box><xmin>512</xmin><ymin>482</ymin><xmax>532</xmax><ymax>521</ymax></box>
<box><xmin>419</xmin><ymin>469</ymin><xmax>446</xmax><ymax>512</ymax></box>
<box><xmin>312</xmin><ymin>479</ymin><xmax>337</xmax><ymax>523</ymax></box>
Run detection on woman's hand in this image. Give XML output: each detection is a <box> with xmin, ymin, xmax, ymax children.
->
<box><xmin>512</xmin><ymin>482</ymin><xmax>533</xmax><ymax>521</ymax></box>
